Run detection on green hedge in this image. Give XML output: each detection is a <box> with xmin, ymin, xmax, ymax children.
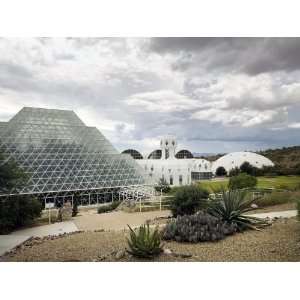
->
<box><xmin>0</xmin><ymin>195</ymin><xmax>42</xmax><ymax>234</ymax></box>
<box><xmin>170</xmin><ymin>185</ymin><xmax>209</xmax><ymax>217</ymax></box>
<box><xmin>97</xmin><ymin>201</ymin><xmax>121</xmax><ymax>214</ymax></box>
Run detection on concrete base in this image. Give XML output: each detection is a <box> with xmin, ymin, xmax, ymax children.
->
<box><xmin>12</xmin><ymin>221</ymin><xmax>78</xmax><ymax>238</ymax></box>
<box><xmin>249</xmin><ymin>210</ymin><xmax>297</xmax><ymax>219</ymax></box>
<box><xmin>0</xmin><ymin>235</ymin><xmax>31</xmax><ymax>256</ymax></box>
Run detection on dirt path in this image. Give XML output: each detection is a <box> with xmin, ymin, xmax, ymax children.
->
<box><xmin>3</xmin><ymin>218</ymin><xmax>300</xmax><ymax>262</ymax></box>
<box><xmin>73</xmin><ymin>210</ymin><xmax>171</xmax><ymax>231</ymax></box>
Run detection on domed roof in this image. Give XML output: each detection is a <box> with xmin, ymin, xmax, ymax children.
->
<box><xmin>212</xmin><ymin>151</ymin><xmax>274</xmax><ymax>173</ymax></box>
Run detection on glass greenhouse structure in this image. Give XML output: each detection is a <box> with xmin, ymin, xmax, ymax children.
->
<box><xmin>0</xmin><ymin>107</ymin><xmax>152</xmax><ymax>205</ymax></box>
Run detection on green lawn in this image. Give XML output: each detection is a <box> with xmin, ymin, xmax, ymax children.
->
<box><xmin>196</xmin><ymin>175</ymin><xmax>300</xmax><ymax>193</ymax></box>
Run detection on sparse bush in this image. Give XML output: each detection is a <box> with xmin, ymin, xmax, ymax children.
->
<box><xmin>170</xmin><ymin>185</ymin><xmax>209</xmax><ymax>217</ymax></box>
<box><xmin>255</xmin><ymin>191</ymin><xmax>299</xmax><ymax>207</ymax></box>
<box><xmin>297</xmin><ymin>199</ymin><xmax>300</xmax><ymax>221</ymax></box>
<box><xmin>155</xmin><ymin>178</ymin><xmax>171</xmax><ymax>194</ymax></box>
<box><xmin>162</xmin><ymin>211</ymin><xmax>237</xmax><ymax>243</ymax></box>
<box><xmin>208</xmin><ymin>189</ymin><xmax>269</xmax><ymax>231</ymax></box>
<box><xmin>126</xmin><ymin>223</ymin><xmax>163</xmax><ymax>258</ymax></box>
<box><xmin>97</xmin><ymin>201</ymin><xmax>121</xmax><ymax>214</ymax></box>
<box><xmin>228</xmin><ymin>173</ymin><xmax>257</xmax><ymax>190</ymax></box>
<box><xmin>0</xmin><ymin>195</ymin><xmax>42</xmax><ymax>234</ymax></box>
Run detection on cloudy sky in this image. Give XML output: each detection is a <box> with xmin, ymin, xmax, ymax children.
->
<box><xmin>0</xmin><ymin>37</ymin><xmax>300</xmax><ymax>155</ymax></box>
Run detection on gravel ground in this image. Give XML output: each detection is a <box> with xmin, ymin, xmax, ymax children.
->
<box><xmin>2</xmin><ymin>218</ymin><xmax>300</xmax><ymax>262</ymax></box>
<box><xmin>246</xmin><ymin>202</ymin><xmax>296</xmax><ymax>214</ymax></box>
<box><xmin>73</xmin><ymin>210</ymin><xmax>171</xmax><ymax>231</ymax></box>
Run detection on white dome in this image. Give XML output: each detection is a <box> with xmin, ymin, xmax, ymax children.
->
<box><xmin>212</xmin><ymin>151</ymin><xmax>274</xmax><ymax>174</ymax></box>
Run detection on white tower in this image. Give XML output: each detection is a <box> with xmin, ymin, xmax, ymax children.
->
<box><xmin>160</xmin><ymin>135</ymin><xmax>177</xmax><ymax>160</ymax></box>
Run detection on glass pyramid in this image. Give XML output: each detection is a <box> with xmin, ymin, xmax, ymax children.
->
<box><xmin>0</xmin><ymin>107</ymin><xmax>151</xmax><ymax>201</ymax></box>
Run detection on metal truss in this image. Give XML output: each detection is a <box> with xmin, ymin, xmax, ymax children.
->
<box><xmin>0</xmin><ymin>107</ymin><xmax>153</xmax><ymax>202</ymax></box>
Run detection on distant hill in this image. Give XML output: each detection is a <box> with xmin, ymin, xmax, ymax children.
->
<box><xmin>195</xmin><ymin>146</ymin><xmax>300</xmax><ymax>175</ymax></box>
<box><xmin>257</xmin><ymin>146</ymin><xmax>300</xmax><ymax>170</ymax></box>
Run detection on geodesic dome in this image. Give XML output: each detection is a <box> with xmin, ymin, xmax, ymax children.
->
<box><xmin>212</xmin><ymin>151</ymin><xmax>274</xmax><ymax>174</ymax></box>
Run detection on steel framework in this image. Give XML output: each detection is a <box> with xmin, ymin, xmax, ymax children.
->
<box><xmin>0</xmin><ymin>107</ymin><xmax>153</xmax><ymax>203</ymax></box>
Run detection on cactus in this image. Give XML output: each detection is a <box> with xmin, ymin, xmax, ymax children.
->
<box><xmin>208</xmin><ymin>189</ymin><xmax>269</xmax><ymax>231</ymax></box>
<box><xmin>126</xmin><ymin>223</ymin><xmax>163</xmax><ymax>258</ymax></box>
<box><xmin>162</xmin><ymin>211</ymin><xmax>237</xmax><ymax>243</ymax></box>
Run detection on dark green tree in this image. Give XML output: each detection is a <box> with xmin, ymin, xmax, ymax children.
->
<box><xmin>228</xmin><ymin>167</ymin><xmax>241</xmax><ymax>177</ymax></box>
<box><xmin>0</xmin><ymin>152</ymin><xmax>42</xmax><ymax>233</ymax></box>
<box><xmin>215</xmin><ymin>166</ymin><xmax>227</xmax><ymax>177</ymax></box>
<box><xmin>0</xmin><ymin>152</ymin><xmax>28</xmax><ymax>194</ymax></box>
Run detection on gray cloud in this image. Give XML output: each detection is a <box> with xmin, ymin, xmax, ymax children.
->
<box><xmin>0</xmin><ymin>37</ymin><xmax>300</xmax><ymax>154</ymax></box>
<box><xmin>149</xmin><ymin>37</ymin><xmax>300</xmax><ymax>75</ymax></box>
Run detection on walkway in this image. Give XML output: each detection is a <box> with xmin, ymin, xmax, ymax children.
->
<box><xmin>0</xmin><ymin>221</ymin><xmax>78</xmax><ymax>256</ymax></box>
<box><xmin>249</xmin><ymin>210</ymin><xmax>297</xmax><ymax>219</ymax></box>
<box><xmin>1</xmin><ymin>209</ymin><xmax>296</xmax><ymax>257</ymax></box>
<box><xmin>74</xmin><ymin>210</ymin><xmax>171</xmax><ymax>231</ymax></box>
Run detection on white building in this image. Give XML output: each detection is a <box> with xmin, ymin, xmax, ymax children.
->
<box><xmin>122</xmin><ymin>136</ymin><xmax>212</xmax><ymax>186</ymax></box>
<box><xmin>211</xmin><ymin>151</ymin><xmax>274</xmax><ymax>174</ymax></box>
<box><xmin>122</xmin><ymin>136</ymin><xmax>274</xmax><ymax>187</ymax></box>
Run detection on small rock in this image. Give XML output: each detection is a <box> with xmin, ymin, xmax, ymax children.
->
<box><xmin>115</xmin><ymin>250</ymin><xmax>126</xmax><ymax>260</ymax></box>
<box><xmin>163</xmin><ymin>248</ymin><xmax>172</xmax><ymax>255</ymax></box>
<box><xmin>251</xmin><ymin>203</ymin><xmax>258</xmax><ymax>209</ymax></box>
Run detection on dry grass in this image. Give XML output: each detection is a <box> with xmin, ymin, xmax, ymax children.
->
<box><xmin>2</xmin><ymin>218</ymin><xmax>300</xmax><ymax>262</ymax></box>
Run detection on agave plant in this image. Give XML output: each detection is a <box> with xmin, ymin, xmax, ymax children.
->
<box><xmin>126</xmin><ymin>223</ymin><xmax>163</xmax><ymax>258</ymax></box>
<box><xmin>208</xmin><ymin>189</ymin><xmax>269</xmax><ymax>231</ymax></box>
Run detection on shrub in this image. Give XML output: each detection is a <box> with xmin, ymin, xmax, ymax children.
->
<box><xmin>155</xmin><ymin>178</ymin><xmax>171</xmax><ymax>194</ymax></box>
<box><xmin>170</xmin><ymin>185</ymin><xmax>209</xmax><ymax>217</ymax></box>
<box><xmin>72</xmin><ymin>197</ymin><xmax>79</xmax><ymax>217</ymax></box>
<box><xmin>162</xmin><ymin>211</ymin><xmax>237</xmax><ymax>243</ymax></box>
<box><xmin>228</xmin><ymin>167</ymin><xmax>241</xmax><ymax>177</ymax></box>
<box><xmin>228</xmin><ymin>173</ymin><xmax>257</xmax><ymax>190</ymax></box>
<box><xmin>126</xmin><ymin>223</ymin><xmax>163</xmax><ymax>258</ymax></box>
<box><xmin>0</xmin><ymin>195</ymin><xmax>42</xmax><ymax>234</ymax></box>
<box><xmin>97</xmin><ymin>201</ymin><xmax>121</xmax><ymax>214</ymax></box>
<box><xmin>208</xmin><ymin>189</ymin><xmax>269</xmax><ymax>231</ymax></box>
<box><xmin>297</xmin><ymin>199</ymin><xmax>300</xmax><ymax>221</ymax></box>
<box><xmin>216</xmin><ymin>166</ymin><xmax>227</xmax><ymax>177</ymax></box>
<box><xmin>255</xmin><ymin>191</ymin><xmax>300</xmax><ymax>207</ymax></box>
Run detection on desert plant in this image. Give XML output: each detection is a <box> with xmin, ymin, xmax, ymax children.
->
<box><xmin>97</xmin><ymin>201</ymin><xmax>121</xmax><ymax>214</ymax></box>
<box><xmin>170</xmin><ymin>185</ymin><xmax>209</xmax><ymax>217</ymax></box>
<box><xmin>155</xmin><ymin>178</ymin><xmax>171</xmax><ymax>194</ymax></box>
<box><xmin>208</xmin><ymin>189</ymin><xmax>269</xmax><ymax>231</ymax></box>
<box><xmin>163</xmin><ymin>211</ymin><xmax>236</xmax><ymax>243</ymax></box>
<box><xmin>126</xmin><ymin>223</ymin><xmax>163</xmax><ymax>258</ymax></box>
<box><xmin>228</xmin><ymin>173</ymin><xmax>257</xmax><ymax>190</ymax></box>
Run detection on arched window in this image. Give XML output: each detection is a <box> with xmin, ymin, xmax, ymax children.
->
<box><xmin>148</xmin><ymin>149</ymin><xmax>162</xmax><ymax>159</ymax></box>
<box><xmin>121</xmin><ymin>149</ymin><xmax>143</xmax><ymax>159</ymax></box>
<box><xmin>179</xmin><ymin>175</ymin><xmax>183</xmax><ymax>185</ymax></box>
<box><xmin>175</xmin><ymin>149</ymin><xmax>194</xmax><ymax>159</ymax></box>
